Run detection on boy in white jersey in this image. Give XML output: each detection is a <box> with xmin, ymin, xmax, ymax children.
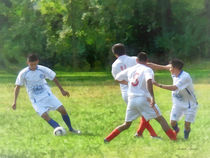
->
<box><xmin>154</xmin><ymin>59</ymin><xmax>198</xmax><ymax>139</ymax></box>
<box><xmin>104</xmin><ymin>52</ymin><xmax>176</xmax><ymax>142</ymax></box>
<box><xmin>111</xmin><ymin>43</ymin><xmax>158</xmax><ymax>138</ymax></box>
<box><xmin>12</xmin><ymin>54</ymin><xmax>80</xmax><ymax>134</ymax></box>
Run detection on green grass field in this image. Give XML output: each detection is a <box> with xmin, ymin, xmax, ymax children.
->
<box><xmin>0</xmin><ymin>61</ymin><xmax>210</xmax><ymax>158</ymax></box>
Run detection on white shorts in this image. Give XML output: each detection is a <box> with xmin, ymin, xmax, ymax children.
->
<box><xmin>121</xmin><ymin>92</ymin><xmax>128</xmax><ymax>105</ymax></box>
<box><xmin>31</xmin><ymin>94</ymin><xmax>62</xmax><ymax>116</ymax></box>
<box><xmin>125</xmin><ymin>96</ymin><xmax>161</xmax><ymax>122</ymax></box>
<box><xmin>170</xmin><ymin>103</ymin><xmax>198</xmax><ymax>123</ymax></box>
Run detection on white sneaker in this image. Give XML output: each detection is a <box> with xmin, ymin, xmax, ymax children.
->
<box><xmin>134</xmin><ymin>133</ymin><xmax>143</xmax><ymax>138</ymax></box>
<box><xmin>70</xmin><ymin>129</ymin><xmax>81</xmax><ymax>134</ymax></box>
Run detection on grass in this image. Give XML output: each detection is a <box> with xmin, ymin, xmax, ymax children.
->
<box><xmin>0</xmin><ymin>61</ymin><xmax>210</xmax><ymax>158</ymax></box>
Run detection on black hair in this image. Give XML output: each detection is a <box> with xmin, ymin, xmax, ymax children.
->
<box><xmin>112</xmin><ymin>43</ymin><xmax>126</xmax><ymax>56</ymax></box>
<box><xmin>137</xmin><ymin>52</ymin><xmax>147</xmax><ymax>62</ymax></box>
<box><xmin>27</xmin><ymin>54</ymin><xmax>39</xmax><ymax>62</ymax></box>
<box><xmin>169</xmin><ymin>58</ymin><xmax>184</xmax><ymax>70</ymax></box>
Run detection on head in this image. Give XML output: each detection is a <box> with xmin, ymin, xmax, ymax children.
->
<box><xmin>169</xmin><ymin>58</ymin><xmax>184</xmax><ymax>75</ymax></box>
<box><xmin>112</xmin><ymin>43</ymin><xmax>126</xmax><ymax>57</ymax></box>
<box><xmin>137</xmin><ymin>52</ymin><xmax>148</xmax><ymax>63</ymax></box>
<box><xmin>27</xmin><ymin>54</ymin><xmax>39</xmax><ymax>71</ymax></box>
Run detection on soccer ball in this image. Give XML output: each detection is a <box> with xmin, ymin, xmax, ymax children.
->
<box><xmin>53</xmin><ymin>127</ymin><xmax>66</xmax><ymax>136</ymax></box>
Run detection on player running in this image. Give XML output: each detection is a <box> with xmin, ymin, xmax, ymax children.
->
<box><xmin>111</xmin><ymin>43</ymin><xmax>158</xmax><ymax>138</ymax></box>
<box><xmin>104</xmin><ymin>52</ymin><xmax>176</xmax><ymax>142</ymax></box>
<box><xmin>153</xmin><ymin>59</ymin><xmax>198</xmax><ymax>139</ymax></box>
<box><xmin>12</xmin><ymin>54</ymin><xmax>80</xmax><ymax>134</ymax></box>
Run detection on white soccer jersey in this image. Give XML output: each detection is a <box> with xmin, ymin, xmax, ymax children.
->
<box><xmin>172</xmin><ymin>70</ymin><xmax>198</xmax><ymax>108</ymax></box>
<box><xmin>112</xmin><ymin>55</ymin><xmax>137</xmax><ymax>94</ymax></box>
<box><xmin>15</xmin><ymin>65</ymin><xmax>56</xmax><ymax>103</ymax></box>
<box><xmin>115</xmin><ymin>64</ymin><xmax>154</xmax><ymax>98</ymax></box>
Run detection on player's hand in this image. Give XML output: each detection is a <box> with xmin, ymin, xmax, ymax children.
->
<box><xmin>61</xmin><ymin>89</ymin><xmax>70</xmax><ymax>97</ymax></box>
<box><xmin>12</xmin><ymin>103</ymin><xmax>16</xmax><ymax>110</ymax></box>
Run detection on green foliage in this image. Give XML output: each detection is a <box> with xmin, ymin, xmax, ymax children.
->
<box><xmin>0</xmin><ymin>0</ymin><xmax>209</xmax><ymax>71</ymax></box>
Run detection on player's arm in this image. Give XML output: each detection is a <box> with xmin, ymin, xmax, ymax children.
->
<box><xmin>115</xmin><ymin>69</ymin><xmax>128</xmax><ymax>85</ymax></box>
<box><xmin>53</xmin><ymin>77</ymin><xmax>70</xmax><ymax>97</ymax></box>
<box><xmin>153</xmin><ymin>81</ymin><xmax>177</xmax><ymax>91</ymax></box>
<box><xmin>12</xmin><ymin>85</ymin><xmax>21</xmax><ymax>110</ymax></box>
<box><xmin>147</xmin><ymin>79</ymin><xmax>155</xmax><ymax>107</ymax></box>
<box><xmin>146</xmin><ymin>62</ymin><xmax>171</xmax><ymax>71</ymax></box>
<box><xmin>117</xmin><ymin>80</ymin><xmax>128</xmax><ymax>85</ymax></box>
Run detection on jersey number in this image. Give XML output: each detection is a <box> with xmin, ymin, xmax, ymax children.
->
<box><xmin>131</xmin><ymin>73</ymin><xmax>139</xmax><ymax>86</ymax></box>
<box><xmin>120</xmin><ymin>65</ymin><xmax>127</xmax><ymax>71</ymax></box>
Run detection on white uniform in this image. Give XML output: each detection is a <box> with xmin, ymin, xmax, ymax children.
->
<box><xmin>15</xmin><ymin>65</ymin><xmax>62</xmax><ymax>116</ymax></box>
<box><xmin>116</xmin><ymin>64</ymin><xmax>161</xmax><ymax>122</ymax></box>
<box><xmin>112</xmin><ymin>55</ymin><xmax>137</xmax><ymax>104</ymax></box>
<box><xmin>170</xmin><ymin>71</ymin><xmax>198</xmax><ymax>123</ymax></box>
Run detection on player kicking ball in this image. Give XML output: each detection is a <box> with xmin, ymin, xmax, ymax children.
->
<box><xmin>104</xmin><ymin>52</ymin><xmax>176</xmax><ymax>143</ymax></box>
<box><xmin>153</xmin><ymin>59</ymin><xmax>198</xmax><ymax>139</ymax></box>
<box><xmin>12</xmin><ymin>54</ymin><xmax>80</xmax><ymax>135</ymax></box>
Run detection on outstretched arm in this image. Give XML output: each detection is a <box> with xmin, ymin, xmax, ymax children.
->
<box><xmin>153</xmin><ymin>81</ymin><xmax>177</xmax><ymax>91</ymax></box>
<box><xmin>12</xmin><ymin>85</ymin><xmax>21</xmax><ymax>110</ymax></box>
<box><xmin>146</xmin><ymin>62</ymin><xmax>171</xmax><ymax>71</ymax></box>
<box><xmin>53</xmin><ymin>77</ymin><xmax>70</xmax><ymax>97</ymax></box>
<box><xmin>147</xmin><ymin>79</ymin><xmax>155</xmax><ymax>107</ymax></box>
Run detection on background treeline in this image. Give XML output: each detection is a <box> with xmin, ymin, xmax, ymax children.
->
<box><xmin>0</xmin><ymin>0</ymin><xmax>209</xmax><ymax>71</ymax></box>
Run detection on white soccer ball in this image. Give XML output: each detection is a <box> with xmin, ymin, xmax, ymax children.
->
<box><xmin>53</xmin><ymin>127</ymin><xmax>66</xmax><ymax>136</ymax></box>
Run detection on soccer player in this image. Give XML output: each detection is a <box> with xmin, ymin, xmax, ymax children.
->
<box><xmin>153</xmin><ymin>59</ymin><xmax>198</xmax><ymax>139</ymax></box>
<box><xmin>104</xmin><ymin>52</ymin><xmax>176</xmax><ymax>142</ymax></box>
<box><xmin>12</xmin><ymin>54</ymin><xmax>80</xmax><ymax>134</ymax></box>
<box><xmin>111</xmin><ymin>43</ymin><xmax>160</xmax><ymax>138</ymax></box>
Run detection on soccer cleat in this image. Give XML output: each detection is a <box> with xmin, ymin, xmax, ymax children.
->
<box><xmin>104</xmin><ymin>138</ymin><xmax>109</xmax><ymax>143</ymax></box>
<box><xmin>151</xmin><ymin>136</ymin><xmax>162</xmax><ymax>139</ymax></box>
<box><xmin>134</xmin><ymin>133</ymin><xmax>143</xmax><ymax>138</ymax></box>
<box><xmin>70</xmin><ymin>129</ymin><xmax>81</xmax><ymax>134</ymax></box>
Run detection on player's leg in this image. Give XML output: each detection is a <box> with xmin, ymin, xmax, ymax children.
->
<box><xmin>56</xmin><ymin>105</ymin><xmax>72</xmax><ymax>130</ymax></box>
<box><xmin>136</xmin><ymin>117</ymin><xmax>158</xmax><ymax>137</ymax></box>
<box><xmin>171</xmin><ymin>120</ymin><xmax>180</xmax><ymax>134</ymax></box>
<box><xmin>184</xmin><ymin>121</ymin><xmax>191</xmax><ymax>139</ymax></box>
<box><xmin>170</xmin><ymin>106</ymin><xmax>183</xmax><ymax>134</ymax></box>
<box><xmin>155</xmin><ymin>116</ymin><xmax>176</xmax><ymax>140</ymax></box>
<box><xmin>104</xmin><ymin>122</ymin><xmax>132</xmax><ymax>142</ymax></box>
<box><xmin>136</xmin><ymin>99</ymin><xmax>158</xmax><ymax>137</ymax></box>
<box><xmin>57</xmin><ymin>105</ymin><xmax>80</xmax><ymax>134</ymax></box>
<box><xmin>104</xmin><ymin>98</ymin><xmax>139</xmax><ymax>143</ymax></box>
<box><xmin>184</xmin><ymin>104</ymin><xmax>197</xmax><ymax>139</ymax></box>
<box><xmin>41</xmin><ymin>112</ymin><xmax>60</xmax><ymax>129</ymax></box>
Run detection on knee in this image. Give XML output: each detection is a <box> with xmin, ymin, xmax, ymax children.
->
<box><xmin>57</xmin><ymin>106</ymin><xmax>67</xmax><ymax>115</ymax></box>
<box><xmin>171</xmin><ymin>120</ymin><xmax>177</xmax><ymax>127</ymax></box>
<box><xmin>41</xmin><ymin>113</ymin><xmax>51</xmax><ymax>122</ymax></box>
<box><xmin>123</xmin><ymin>122</ymin><xmax>131</xmax><ymax>130</ymax></box>
<box><xmin>155</xmin><ymin>116</ymin><xmax>163</xmax><ymax>123</ymax></box>
<box><xmin>185</xmin><ymin>122</ymin><xmax>191</xmax><ymax>131</ymax></box>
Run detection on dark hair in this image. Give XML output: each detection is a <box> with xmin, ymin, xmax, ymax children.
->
<box><xmin>169</xmin><ymin>58</ymin><xmax>184</xmax><ymax>70</ymax></box>
<box><xmin>27</xmin><ymin>54</ymin><xmax>39</xmax><ymax>62</ymax></box>
<box><xmin>112</xmin><ymin>43</ymin><xmax>126</xmax><ymax>56</ymax></box>
<box><xmin>137</xmin><ymin>52</ymin><xmax>147</xmax><ymax>62</ymax></box>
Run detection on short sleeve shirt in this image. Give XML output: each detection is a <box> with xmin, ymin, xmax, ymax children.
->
<box><xmin>15</xmin><ymin>65</ymin><xmax>56</xmax><ymax>103</ymax></box>
<box><xmin>172</xmin><ymin>71</ymin><xmax>197</xmax><ymax>107</ymax></box>
<box><xmin>116</xmin><ymin>64</ymin><xmax>154</xmax><ymax>98</ymax></box>
<box><xmin>112</xmin><ymin>55</ymin><xmax>137</xmax><ymax>93</ymax></box>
